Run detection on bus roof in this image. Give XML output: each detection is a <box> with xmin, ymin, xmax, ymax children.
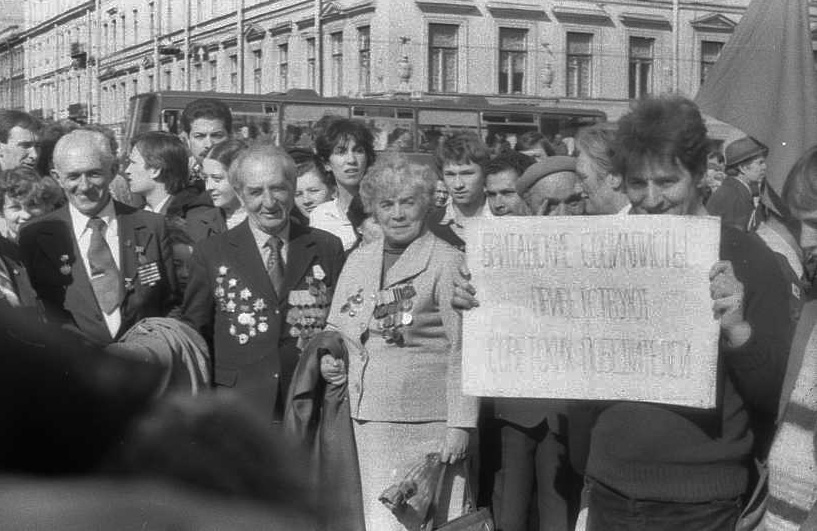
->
<box><xmin>131</xmin><ymin>89</ymin><xmax>607</xmax><ymax>118</ymax></box>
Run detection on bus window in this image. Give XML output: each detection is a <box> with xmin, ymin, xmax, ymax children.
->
<box><xmin>540</xmin><ymin>114</ymin><xmax>604</xmax><ymax>139</ymax></box>
<box><xmin>232</xmin><ymin>108</ymin><xmax>279</xmax><ymax>144</ymax></box>
<box><xmin>417</xmin><ymin>109</ymin><xmax>479</xmax><ymax>153</ymax></box>
<box><xmin>352</xmin><ymin>106</ymin><xmax>415</xmax><ymax>151</ymax></box>
<box><xmin>162</xmin><ymin>109</ymin><xmax>181</xmax><ymax>135</ymax></box>
<box><xmin>282</xmin><ymin>103</ymin><xmax>348</xmax><ymax>148</ymax></box>
<box><xmin>481</xmin><ymin>111</ymin><xmax>537</xmax><ymax>150</ymax></box>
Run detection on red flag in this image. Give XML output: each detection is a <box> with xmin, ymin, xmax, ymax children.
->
<box><xmin>695</xmin><ymin>0</ymin><xmax>817</xmax><ymax>193</ymax></box>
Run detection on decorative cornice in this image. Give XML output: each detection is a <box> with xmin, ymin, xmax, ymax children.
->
<box><xmin>551</xmin><ymin>4</ymin><xmax>613</xmax><ymax>27</ymax></box>
<box><xmin>487</xmin><ymin>2</ymin><xmax>549</xmax><ymax>21</ymax></box>
<box><xmin>269</xmin><ymin>21</ymin><xmax>293</xmax><ymax>37</ymax></box>
<box><xmin>296</xmin><ymin>17</ymin><xmax>315</xmax><ymax>30</ymax></box>
<box><xmin>244</xmin><ymin>23</ymin><xmax>266</xmax><ymax>42</ymax></box>
<box><xmin>415</xmin><ymin>0</ymin><xmax>481</xmax><ymax>16</ymax></box>
<box><xmin>689</xmin><ymin>13</ymin><xmax>737</xmax><ymax>34</ymax></box>
<box><xmin>619</xmin><ymin>12</ymin><xmax>671</xmax><ymax>30</ymax></box>
<box><xmin>321</xmin><ymin>1</ymin><xmax>343</xmax><ymax>21</ymax></box>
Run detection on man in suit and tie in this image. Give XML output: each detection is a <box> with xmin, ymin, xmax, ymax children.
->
<box><xmin>182</xmin><ymin>143</ymin><xmax>345</xmax><ymax>422</ymax></box>
<box><xmin>19</xmin><ymin>129</ymin><xmax>178</xmax><ymax>346</ymax></box>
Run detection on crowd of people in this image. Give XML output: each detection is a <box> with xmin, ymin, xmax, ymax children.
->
<box><xmin>0</xmin><ymin>93</ymin><xmax>815</xmax><ymax>531</ymax></box>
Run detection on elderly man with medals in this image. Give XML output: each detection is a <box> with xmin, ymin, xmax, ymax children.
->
<box><xmin>182</xmin><ymin>143</ymin><xmax>345</xmax><ymax>423</ymax></box>
<box><xmin>316</xmin><ymin>153</ymin><xmax>479</xmax><ymax>530</ymax></box>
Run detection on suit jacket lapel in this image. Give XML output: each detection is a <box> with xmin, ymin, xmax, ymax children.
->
<box><xmin>383</xmin><ymin>230</ymin><xmax>434</xmax><ymax>288</ymax></box>
<box><xmin>38</xmin><ymin>208</ymin><xmax>100</xmax><ymax>319</ymax></box>
<box><xmin>283</xmin><ymin>222</ymin><xmax>319</xmax><ymax>303</ymax></box>
<box><xmin>116</xmin><ymin>204</ymin><xmax>143</xmax><ymax>291</ymax></box>
<box><xmin>228</xmin><ymin>220</ymin><xmax>277</xmax><ymax>303</ymax></box>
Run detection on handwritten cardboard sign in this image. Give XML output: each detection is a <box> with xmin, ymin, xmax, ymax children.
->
<box><xmin>462</xmin><ymin>215</ymin><xmax>721</xmax><ymax>409</ymax></box>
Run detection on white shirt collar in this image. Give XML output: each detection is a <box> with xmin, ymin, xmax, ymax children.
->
<box><xmin>320</xmin><ymin>198</ymin><xmax>350</xmax><ymax>223</ymax></box>
<box><xmin>144</xmin><ymin>195</ymin><xmax>171</xmax><ymax>214</ymax></box>
<box><xmin>248</xmin><ymin>218</ymin><xmax>291</xmax><ymax>264</ymax></box>
<box><xmin>439</xmin><ymin>200</ymin><xmax>493</xmax><ymax>228</ymax></box>
<box><xmin>617</xmin><ymin>203</ymin><xmax>632</xmax><ymax>215</ymax></box>
<box><xmin>69</xmin><ymin>198</ymin><xmax>116</xmax><ymax>240</ymax></box>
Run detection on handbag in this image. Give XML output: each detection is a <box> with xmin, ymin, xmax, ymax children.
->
<box><xmin>424</xmin><ymin>460</ymin><xmax>494</xmax><ymax>531</ymax></box>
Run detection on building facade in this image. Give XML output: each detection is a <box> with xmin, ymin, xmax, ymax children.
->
<box><xmin>11</xmin><ymin>0</ymin><xmax>817</xmax><ymax>136</ymax></box>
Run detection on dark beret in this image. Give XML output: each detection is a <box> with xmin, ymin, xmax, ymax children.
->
<box><xmin>516</xmin><ymin>156</ymin><xmax>577</xmax><ymax>195</ymax></box>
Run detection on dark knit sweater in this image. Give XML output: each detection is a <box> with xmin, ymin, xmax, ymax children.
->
<box><xmin>586</xmin><ymin>226</ymin><xmax>793</xmax><ymax>502</ymax></box>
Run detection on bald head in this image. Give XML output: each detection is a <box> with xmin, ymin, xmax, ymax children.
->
<box><xmin>52</xmin><ymin>130</ymin><xmax>116</xmax><ymax>176</ymax></box>
<box><xmin>51</xmin><ymin>130</ymin><xmax>116</xmax><ymax>217</ymax></box>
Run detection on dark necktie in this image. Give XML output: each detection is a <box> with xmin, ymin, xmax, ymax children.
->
<box><xmin>87</xmin><ymin>217</ymin><xmax>122</xmax><ymax>314</ymax></box>
<box><xmin>266</xmin><ymin>235</ymin><xmax>285</xmax><ymax>298</ymax></box>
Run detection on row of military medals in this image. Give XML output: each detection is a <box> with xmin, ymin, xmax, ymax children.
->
<box><xmin>341</xmin><ymin>283</ymin><xmax>417</xmax><ymax>345</ymax></box>
<box><xmin>375</xmin><ymin>283</ymin><xmax>417</xmax><ymax>345</ymax></box>
<box><xmin>287</xmin><ymin>273</ymin><xmax>332</xmax><ymax>351</ymax></box>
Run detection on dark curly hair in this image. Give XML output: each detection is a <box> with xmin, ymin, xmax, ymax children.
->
<box><xmin>613</xmin><ymin>96</ymin><xmax>709</xmax><ymax>184</ymax></box>
<box><xmin>314</xmin><ymin>118</ymin><xmax>376</xmax><ymax>171</ymax></box>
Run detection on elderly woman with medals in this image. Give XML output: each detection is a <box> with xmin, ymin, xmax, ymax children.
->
<box><xmin>317</xmin><ymin>153</ymin><xmax>478</xmax><ymax>530</ymax></box>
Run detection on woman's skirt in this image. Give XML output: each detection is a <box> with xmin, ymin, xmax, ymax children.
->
<box><xmin>353</xmin><ymin>419</ymin><xmax>467</xmax><ymax>531</ymax></box>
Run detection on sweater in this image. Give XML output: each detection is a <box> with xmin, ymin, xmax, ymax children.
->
<box><xmin>763</xmin><ymin>300</ymin><xmax>817</xmax><ymax>530</ymax></box>
<box><xmin>585</xmin><ymin>226</ymin><xmax>793</xmax><ymax>502</ymax></box>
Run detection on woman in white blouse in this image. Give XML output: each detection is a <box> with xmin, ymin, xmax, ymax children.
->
<box><xmin>310</xmin><ymin>119</ymin><xmax>376</xmax><ymax>251</ymax></box>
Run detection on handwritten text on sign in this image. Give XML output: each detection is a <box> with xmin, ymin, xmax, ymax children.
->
<box><xmin>462</xmin><ymin>215</ymin><xmax>721</xmax><ymax>409</ymax></box>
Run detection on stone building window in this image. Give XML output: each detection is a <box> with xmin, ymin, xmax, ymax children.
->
<box><xmin>629</xmin><ymin>36</ymin><xmax>654</xmax><ymax>99</ymax></box>
<box><xmin>252</xmin><ymin>49</ymin><xmax>262</xmax><ymax>93</ymax></box>
<box><xmin>230</xmin><ymin>54</ymin><xmax>238</xmax><ymax>92</ymax></box>
<box><xmin>566</xmin><ymin>32</ymin><xmax>592</xmax><ymax>98</ymax></box>
<box><xmin>700</xmin><ymin>40</ymin><xmax>723</xmax><ymax>86</ymax></box>
<box><xmin>498</xmin><ymin>28</ymin><xmax>526</xmax><ymax>95</ymax></box>
<box><xmin>428</xmin><ymin>24</ymin><xmax>458</xmax><ymax>93</ymax></box>
<box><xmin>358</xmin><ymin>26</ymin><xmax>371</xmax><ymax>94</ymax></box>
<box><xmin>209</xmin><ymin>59</ymin><xmax>217</xmax><ymax>91</ymax></box>
<box><xmin>278</xmin><ymin>43</ymin><xmax>288</xmax><ymax>91</ymax></box>
<box><xmin>331</xmin><ymin>32</ymin><xmax>343</xmax><ymax>96</ymax></box>
<box><xmin>306</xmin><ymin>37</ymin><xmax>316</xmax><ymax>90</ymax></box>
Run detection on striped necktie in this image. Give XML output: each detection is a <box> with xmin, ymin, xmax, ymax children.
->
<box><xmin>266</xmin><ymin>235</ymin><xmax>284</xmax><ymax>298</ymax></box>
<box><xmin>87</xmin><ymin>217</ymin><xmax>123</xmax><ymax>314</ymax></box>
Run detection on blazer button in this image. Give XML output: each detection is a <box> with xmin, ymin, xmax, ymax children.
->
<box><xmin>274</xmin><ymin>310</ymin><xmax>280</xmax><ymax>315</ymax></box>
<box><xmin>273</xmin><ymin>373</ymin><xmax>279</xmax><ymax>379</ymax></box>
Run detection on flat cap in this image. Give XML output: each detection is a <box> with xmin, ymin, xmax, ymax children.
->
<box><xmin>725</xmin><ymin>137</ymin><xmax>767</xmax><ymax>169</ymax></box>
<box><xmin>516</xmin><ymin>156</ymin><xmax>577</xmax><ymax>195</ymax></box>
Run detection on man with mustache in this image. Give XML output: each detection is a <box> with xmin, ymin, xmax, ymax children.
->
<box><xmin>0</xmin><ymin>110</ymin><xmax>41</xmax><ymax>173</ymax></box>
<box><xmin>182</xmin><ymin>143</ymin><xmax>345</xmax><ymax>422</ymax></box>
<box><xmin>180</xmin><ymin>98</ymin><xmax>233</xmax><ymax>183</ymax></box>
<box><xmin>19</xmin><ymin>130</ymin><xmax>178</xmax><ymax>346</ymax></box>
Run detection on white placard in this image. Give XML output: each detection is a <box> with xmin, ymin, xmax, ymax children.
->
<box><xmin>462</xmin><ymin>215</ymin><xmax>721</xmax><ymax>409</ymax></box>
